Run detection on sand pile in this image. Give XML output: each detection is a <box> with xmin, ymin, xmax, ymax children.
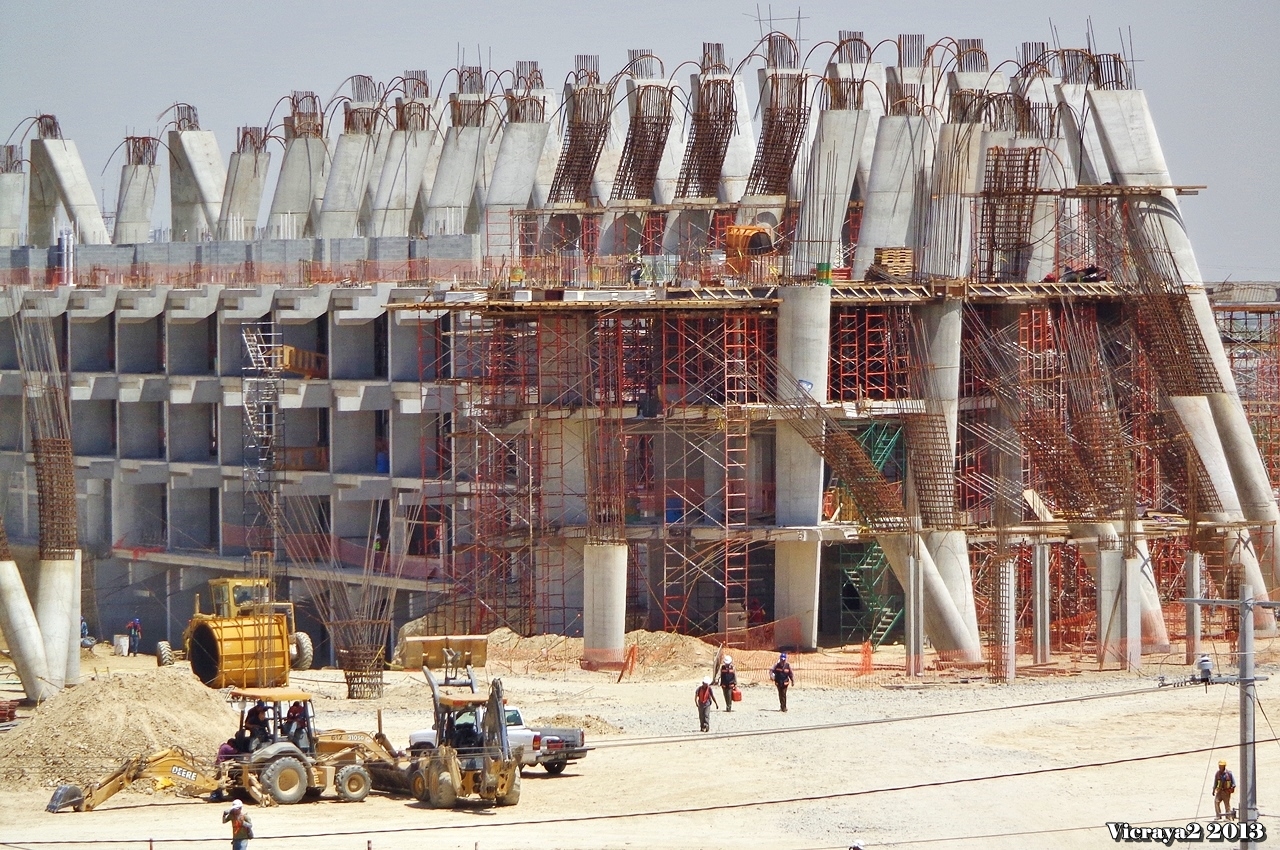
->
<box><xmin>0</xmin><ymin>667</ymin><xmax>238</xmax><ymax>787</ymax></box>
<box><xmin>528</xmin><ymin>713</ymin><xmax>624</xmax><ymax>736</ymax></box>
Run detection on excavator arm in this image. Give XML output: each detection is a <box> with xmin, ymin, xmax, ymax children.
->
<box><xmin>48</xmin><ymin>747</ymin><xmax>224</xmax><ymax>812</ymax></box>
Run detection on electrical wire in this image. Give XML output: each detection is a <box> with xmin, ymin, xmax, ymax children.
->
<box><xmin>7</xmin><ymin>737</ymin><xmax>1275</xmax><ymax>847</ymax></box>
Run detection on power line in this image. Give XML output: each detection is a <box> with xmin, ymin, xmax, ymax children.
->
<box><xmin>10</xmin><ymin>736</ymin><xmax>1274</xmax><ymax>847</ymax></box>
<box><xmin>593</xmin><ymin>682</ymin><xmax>1166</xmax><ymax>749</ymax></box>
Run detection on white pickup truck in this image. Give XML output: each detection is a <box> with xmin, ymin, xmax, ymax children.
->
<box><xmin>408</xmin><ymin>706</ymin><xmax>587</xmax><ymax>774</ymax></box>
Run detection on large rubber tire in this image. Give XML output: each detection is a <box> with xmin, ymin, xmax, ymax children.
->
<box><xmin>429</xmin><ymin>771</ymin><xmax>457</xmax><ymax>809</ymax></box>
<box><xmin>543</xmin><ymin>758</ymin><xmax>567</xmax><ymax>775</ymax></box>
<box><xmin>498</xmin><ymin>769</ymin><xmax>521</xmax><ymax>806</ymax></box>
<box><xmin>261</xmin><ymin>756</ymin><xmax>309</xmax><ymax>805</ymax></box>
<box><xmin>156</xmin><ymin>641</ymin><xmax>174</xmax><ymax>667</ymax></box>
<box><xmin>410</xmin><ymin>767</ymin><xmax>430</xmax><ymax>803</ymax></box>
<box><xmin>290</xmin><ymin>632</ymin><xmax>314</xmax><ymax>671</ymax></box>
<box><xmin>335</xmin><ymin>764</ymin><xmax>372</xmax><ymax>803</ymax></box>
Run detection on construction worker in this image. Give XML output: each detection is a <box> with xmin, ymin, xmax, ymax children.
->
<box><xmin>1213</xmin><ymin>759</ymin><xmax>1236</xmax><ymax>820</ymax></box>
<box><xmin>695</xmin><ymin>676</ymin><xmax>719</xmax><ymax>732</ymax></box>
<box><xmin>125</xmin><ymin>618</ymin><xmax>142</xmax><ymax>656</ymax></box>
<box><xmin>222</xmin><ymin>798</ymin><xmax>254</xmax><ymax>850</ymax></box>
<box><xmin>718</xmin><ymin>655</ymin><xmax>737</xmax><ymax>711</ymax></box>
<box><xmin>770</xmin><ymin>652</ymin><xmax>794</xmax><ymax>712</ymax></box>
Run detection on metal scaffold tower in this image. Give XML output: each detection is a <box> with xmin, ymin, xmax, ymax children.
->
<box><xmin>241</xmin><ymin>322</ymin><xmax>283</xmax><ymax>558</ymax></box>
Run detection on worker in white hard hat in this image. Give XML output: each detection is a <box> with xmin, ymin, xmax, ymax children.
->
<box><xmin>717</xmin><ymin>654</ymin><xmax>738</xmax><ymax>711</ymax></box>
<box><xmin>695</xmin><ymin>676</ymin><xmax>719</xmax><ymax>732</ymax></box>
<box><xmin>222</xmin><ymin>797</ymin><xmax>254</xmax><ymax>850</ymax></box>
<box><xmin>1213</xmin><ymin>759</ymin><xmax>1236</xmax><ymax>820</ymax></box>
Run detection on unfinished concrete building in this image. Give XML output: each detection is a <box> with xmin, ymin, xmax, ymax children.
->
<box><xmin>0</xmin><ymin>31</ymin><xmax>1276</xmax><ymax>682</ymax></box>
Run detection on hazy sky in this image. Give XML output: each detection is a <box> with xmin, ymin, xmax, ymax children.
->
<box><xmin>2</xmin><ymin>1</ymin><xmax>1276</xmax><ymax>280</ymax></box>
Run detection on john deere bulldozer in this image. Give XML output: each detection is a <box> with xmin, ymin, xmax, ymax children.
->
<box><xmin>157</xmin><ymin>577</ymin><xmax>312</xmax><ymax>688</ymax></box>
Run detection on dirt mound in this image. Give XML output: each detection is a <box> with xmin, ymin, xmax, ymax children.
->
<box><xmin>528</xmin><ymin>713</ymin><xmax>624</xmax><ymax>736</ymax></box>
<box><xmin>0</xmin><ymin>667</ymin><xmax>238</xmax><ymax>787</ymax></box>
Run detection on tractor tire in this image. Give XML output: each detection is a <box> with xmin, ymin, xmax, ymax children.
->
<box><xmin>261</xmin><ymin>756</ymin><xmax>309</xmax><ymax>805</ymax></box>
<box><xmin>335</xmin><ymin>764</ymin><xmax>372</xmax><ymax>803</ymax></box>
<box><xmin>410</xmin><ymin>767</ymin><xmax>430</xmax><ymax>803</ymax></box>
<box><xmin>543</xmin><ymin>758</ymin><xmax>567</xmax><ymax>775</ymax></box>
<box><xmin>156</xmin><ymin>641</ymin><xmax>174</xmax><ymax>667</ymax></box>
<box><xmin>429</xmin><ymin>771</ymin><xmax>457</xmax><ymax>809</ymax></box>
<box><xmin>290</xmin><ymin>632</ymin><xmax>314</xmax><ymax>671</ymax></box>
<box><xmin>498</xmin><ymin>769</ymin><xmax>521</xmax><ymax>806</ymax></box>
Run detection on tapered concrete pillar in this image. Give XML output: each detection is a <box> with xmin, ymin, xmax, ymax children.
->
<box><xmin>879</xmin><ymin>533</ymin><xmax>981</xmax><ymax>663</ymax></box>
<box><xmin>0</xmin><ymin>560</ymin><xmax>54</xmax><ymax>701</ymax></box>
<box><xmin>1168</xmin><ymin>395</ymin><xmax>1276</xmax><ymax>631</ymax></box>
<box><xmin>29</xmin><ymin>137</ymin><xmax>110</xmax><ymax>246</ymax></box>
<box><xmin>582</xmin><ymin>543</ymin><xmax>627</xmax><ymax>664</ymax></box>
<box><xmin>113</xmin><ymin>164</ymin><xmax>159</xmax><ymax>244</ymax></box>
<box><xmin>1091</xmin><ymin>88</ymin><xmax>1280</xmax><ymax>595</ymax></box>
<box><xmin>1032</xmin><ymin>542</ymin><xmax>1051</xmax><ymax>664</ymax></box>
<box><xmin>850</xmin><ymin>115</ymin><xmax>935</xmax><ymax>278</ymax></box>
<box><xmin>35</xmin><ymin>556</ymin><xmax>76</xmax><ymax>690</ymax></box>
<box><xmin>917</xmin><ymin>300</ymin><xmax>982</xmax><ymax>653</ymax></box>
<box><xmin>218</xmin><ymin>129</ymin><xmax>271</xmax><ymax>241</ymax></box>
<box><xmin>792</xmin><ymin>107</ymin><xmax>871</xmax><ymax>269</ymax></box>
<box><xmin>168</xmin><ymin>129</ymin><xmax>225</xmax><ymax>241</ymax></box>
<box><xmin>267</xmin><ymin>137</ymin><xmax>328</xmax><ymax>240</ymax></box>
<box><xmin>920</xmin><ymin>123</ymin><xmax>983</xmax><ymax>279</ymax></box>
<box><xmin>371</xmin><ymin>110</ymin><xmax>443</xmax><ymax>238</ymax></box>
<box><xmin>319</xmin><ymin>126</ymin><xmax>378</xmax><ymax>239</ymax></box>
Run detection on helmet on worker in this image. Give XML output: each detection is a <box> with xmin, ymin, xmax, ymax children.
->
<box><xmin>702</xmin><ymin>676</ymin><xmax>711</xmax><ymax>685</ymax></box>
<box><xmin>1220</xmin><ymin>760</ymin><xmax>1228</xmax><ymax>767</ymax></box>
<box><xmin>723</xmin><ymin>655</ymin><xmax>732</xmax><ymax>665</ymax></box>
<box><xmin>779</xmin><ymin>652</ymin><xmax>787</xmax><ymax>660</ymax></box>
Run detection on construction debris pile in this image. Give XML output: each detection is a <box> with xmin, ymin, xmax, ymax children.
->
<box><xmin>0</xmin><ymin>669</ymin><xmax>237</xmax><ymax>786</ymax></box>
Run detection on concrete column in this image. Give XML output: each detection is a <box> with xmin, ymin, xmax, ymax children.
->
<box><xmin>1091</xmin><ymin>88</ymin><xmax>1280</xmax><ymax>594</ymax></box>
<box><xmin>850</xmin><ymin>115</ymin><xmax>935</xmax><ymax>279</ymax></box>
<box><xmin>36</xmin><ymin>556</ymin><xmax>76</xmax><ymax>690</ymax></box>
<box><xmin>903</xmin><ymin>545</ymin><xmax>924</xmax><ymax>676</ymax></box>
<box><xmin>1168</xmin><ymin>396</ymin><xmax>1276</xmax><ymax>631</ymax></box>
<box><xmin>1069</xmin><ymin>521</ymin><xmax>1174</xmax><ymax>650</ymax></box>
<box><xmin>774</xmin><ymin>538</ymin><xmax>820</xmax><ymax>651</ymax></box>
<box><xmin>1185</xmin><ymin>549</ymin><xmax>1202</xmax><ymax>664</ymax></box>
<box><xmin>792</xmin><ymin>108</ymin><xmax>870</xmax><ymax>270</ymax></box>
<box><xmin>773</xmin><ymin>286</ymin><xmax>830</xmax><ymax>650</ymax></box>
<box><xmin>426</xmin><ymin>123</ymin><xmax>499</xmax><ymax>236</ymax></box>
<box><xmin>581</xmin><ymin>542</ymin><xmax>627</xmax><ymax>664</ymax></box>
<box><xmin>318</xmin><ymin>132</ymin><xmax>377</xmax><ymax>239</ymax></box>
<box><xmin>113</xmin><ymin>164</ymin><xmax>159</xmax><ymax>245</ymax></box>
<box><xmin>168</xmin><ymin>130</ymin><xmax>225</xmax><ymax>241</ymax></box>
<box><xmin>1021</xmin><ymin>137</ymin><xmax>1075</xmax><ymax>282</ymax></box>
<box><xmin>373</xmin><ymin>128</ymin><xmax>441</xmax><ymax>237</ymax></box>
<box><xmin>0</xmin><ymin>171</ymin><xmax>27</xmax><ymax>247</ymax></box>
<box><xmin>1098</xmin><ymin>548</ymin><xmax>1142</xmax><ymax>671</ymax></box>
<box><xmin>921</xmin><ymin>123</ymin><xmax>983</xmax><ymax>279</ymax></box>
<box><xmin>267</xmin><ymin>137</ymin><xmax>328</xmax><ymax>239</ymax></box>
<box><xmin>1032</xmin><ymin>542</ymin><xmax>1050</xmax><ymax>664</ymax></box>
<box><xmin>0</xmin><ymin>560</ymin><xmax>55</xmax><ymax>701</ymax></box>
<box><xmin>65</xmin><ymin>549</ymin><xmax>81</xmax><ymax>685</ymax></box>
<box><xmin>1055</xmin><ymin>82</ymin><xmax>1111</xmax><ymax>185</ymax></box>
<box><xmin>879</xmin><ymin>533</ymin><xmax>981</xmax><ymax>663</ymax></box>
<box><xmin>29</xmin><ymin>138</ymin><xmax>110</xmax><ymax>245</ymax></box>
<box><xmin>482</xmin><ymin>122</ymin><xmax>553</xmax><ymax>254</ymax></box>
<box><xmin>218</xmin><ymin>150</ymin><xmax>271</xmax><ymax>240</ymax></box>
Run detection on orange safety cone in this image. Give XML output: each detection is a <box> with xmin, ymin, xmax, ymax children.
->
<box><xmin>859</xmin><ymin>641</ymin><xmax>873</xmax><ymax>676</ymax></box>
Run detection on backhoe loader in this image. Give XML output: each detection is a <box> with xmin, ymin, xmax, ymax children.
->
<box><xmin>409</xmin><ymin>669</ymin><xmax>522</xmax><ymax>808</ymax></box>
<box><xmin>48</xmin><ymin>688</ymin><xmax>378</xmax><ymax>812</ymax></box>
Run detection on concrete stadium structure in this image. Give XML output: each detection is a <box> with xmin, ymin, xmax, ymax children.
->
<box><xmin>1</xmin><ymin>31</ymin><xmax>1277</xmax><ymax>689</ymax></box>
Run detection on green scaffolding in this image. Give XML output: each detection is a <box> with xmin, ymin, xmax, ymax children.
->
<box><xmin>834</xmin><ymin>422</ymin><xmax>905</xmax><ymax>645</ymax></box>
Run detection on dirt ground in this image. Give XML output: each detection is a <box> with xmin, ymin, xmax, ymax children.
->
<box><xmin>3</xmin><ymin>643</ymin><xmax>1280</xmax><ymax>849</ymax></box>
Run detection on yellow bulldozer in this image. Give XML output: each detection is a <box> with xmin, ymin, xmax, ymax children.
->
<box><xmin>47</xmin><ymin>689</ymin><xmax>384</xmax><ymax>812</ymax></box>
<box><xmin>156</xmin><ymin>576</ymin><xmax>313</xmax><ymax>688</ymax></box>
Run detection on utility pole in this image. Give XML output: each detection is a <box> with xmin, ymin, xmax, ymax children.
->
<box><xmin>1183</xmin><ymin>584</ymin><xmax>1277</xmax><ymax>849</ymax></box>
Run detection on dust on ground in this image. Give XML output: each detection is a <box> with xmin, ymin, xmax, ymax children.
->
<box><xmin>526</xmin><ymin>713</ymin><xmax>624</xmax><ymax>735</ymax></box>
<box><xmin>0</xmin><ymin>665</ymin><xmax>237</xmax><ymax>787</ymax></box>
